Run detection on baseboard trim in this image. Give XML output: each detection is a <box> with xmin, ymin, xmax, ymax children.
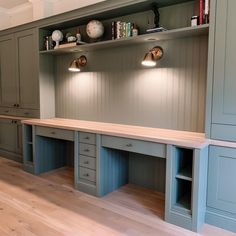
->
<box><xmin>206</xmin><ymin>208</ymin><xmax>236</xmax><ymax>233</ymax></box>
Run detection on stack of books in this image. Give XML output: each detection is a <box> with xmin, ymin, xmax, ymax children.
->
<box><xmin>199</xmin><ymin>0</ymin><xmax>210</xmax><ymax>25</ymax></box>
<box><xmin>111</xmin><ymin>21</ymin><xmax>136</xmax><ymax>40</ymax></box>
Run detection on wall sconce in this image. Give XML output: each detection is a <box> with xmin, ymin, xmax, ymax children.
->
<box><xmin>68</xmin><ymin>55</ymin><xmax>87</xmax><ymax>72</ymax></box>
<box><xmin>141</xmin><ymin>46</ymin><xmax>163</xmax><ymax>67</ymax></box>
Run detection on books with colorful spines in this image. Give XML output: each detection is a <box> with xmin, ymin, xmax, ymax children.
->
<box><xmin>111</xmin><ymin>21</ymin><xmax>117</xmax><ymax>40</ymax></box>
<box><xmin>199</xmin><ymin>0</ymin><xmax>204</xmax><ymax>25</ymax></box>
<box><xmin>116</xmin><ymin>21</ymin><xmax>122</xmax><ymax>39</ymax></box>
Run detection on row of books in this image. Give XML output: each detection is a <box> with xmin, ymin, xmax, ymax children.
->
<box><xmin>111</xmin><ymin>21</ymin><xmax>137</xmax><ymax>40</ymax></box>
<box><xmin>199</xmin><ymin>0</ymin><xmax>210</xmax><ymax>24</ymax></box>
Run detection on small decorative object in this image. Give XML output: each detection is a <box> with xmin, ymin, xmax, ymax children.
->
<box><xmin>86</xmin><ymin>20</ymin><xmax>104</xmax><ymax>39</ymax></box>
<box><xmin>191</xmin><ymin>16</ymin><xmax>199</xmax><ymax>26</ymax></box>
<box><xmin>45</xmin><ymin>36</ymin><xmax>54</xmax><ymax>50</ymax></box>
<box><xmin>132</xmin><ymin>24</ymin><xmax>138</xmax><ymax>37</ymax></box>
<box><xmin>76</xmin><ymin>28</ymin><xmax>82</xmax><ymax>43</ymax></box>
<box><xmin>51</xmin><ymin>30</ymin><xmax>63</xmax><ymax>49</ymax></box>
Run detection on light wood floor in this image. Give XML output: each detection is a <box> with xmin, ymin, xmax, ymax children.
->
<box><xmin>0</xmin><ymin>158</ymin><xmax>235</xmax><ymax>236</ymax></box>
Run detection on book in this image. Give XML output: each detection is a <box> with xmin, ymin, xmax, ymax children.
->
<box><xmin>146</xmin><ymin>27</ymin><xmax>167</xmax><ymax>33</ymax></box>
<box><xmin>58</xmin><ymin>41</ymin><xmax>86</xmax><ymax>49</ymax></box>
<box><xmin>58</xmin><ymin>42</ymin><xmax>77</xmax><ymax>48</ymax></box>
<box><xmin>199</xmin><ymin>0</ymin><xmax>204</xmax><ymax>25</ymax></box>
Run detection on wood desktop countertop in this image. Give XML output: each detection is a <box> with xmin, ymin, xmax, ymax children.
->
<box><xmin>22</xmin><ymin>118</ymin><xmax>209</xmax><ymax>149</ymax></box>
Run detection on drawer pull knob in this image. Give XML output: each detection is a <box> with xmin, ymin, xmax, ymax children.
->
<box><xmin>83</xmin><ymin>173</ymin><xmax>89</xmax><ymax>177</ymax></box>
<box><xmin>84</xmin><ymin>149</ymin><xmax>90</xmax><ymax>152</ymax></box>
<box><xmin>126</xmin><ymin>143</ymin><xmax>133</xmax><ymax>147</ymax></box>
<box><xmin>84</xmin><ymin>161</ymin><xmax>89</xmax><ymax>164</ymax></box>
<box><xmin>51</xmin><ymin>132</ymin><xmax>56</xmax><ymax>135</ymax></box>
<box><xmin>85</xmin><ymin>136</ymin><xmax>90</xmax><ymax>140</ymax></box>
<box><xmin>5</xmin><ymin>110</ymin><xmax>9</xmax><ymax>113</ymax></box>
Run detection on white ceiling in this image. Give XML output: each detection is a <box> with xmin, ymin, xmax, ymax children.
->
<box><xmin>0</xmin><ymin>0</ymin><xmax>28</xmax><ymax>9</ymax></box>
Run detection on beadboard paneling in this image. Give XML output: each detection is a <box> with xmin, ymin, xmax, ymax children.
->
<box><xmin>55</xmin><ymin>35</ymin><xmax>208</xmax><ymax>132</ymax></box>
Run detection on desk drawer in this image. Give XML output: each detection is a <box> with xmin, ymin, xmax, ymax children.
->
<box><xmin>102</xmin><ymin>135</ymin><xmax>166</xmax><ymax>158</ymax></box>
<box><xmin>35</xmin><ymin>126</ymin><xmax>74</xmax><ymax>141</ymax></box>
<box><xmin>79</xmin><ymin>155</ymin><xmax>96</xmax><ymax>170</ymax></box>
<box><xmin>79</xmin><ymin>132</ymin><xmax>96</xmax><ymax>145</ymax></box>
<box><xmin>79</xmin><ymin>143</ymin><xmax>96</xmax><ymax>157</ymax></box>
<box><xmin>79</xmin><ymin>167</ymin><xmax>96</xmax><ymax>182</ymax></box>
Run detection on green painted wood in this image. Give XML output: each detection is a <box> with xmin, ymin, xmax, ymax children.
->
<box><xmin>165</xmin><ymin>145</ymin><xmax>208</xmax><ymax>232</ymax></box>
<box><xmin>15</xmin><ymin>28</ymin><xmax>39</xmax><ymax>110</ymax></box>
<box><xmin>0</xmin><ymin>34</ymin><xmax>18</xmax><ymax>107</ymax></box>
<box><xmin>35</xmin><ymin>126</ymin><xmax>74</xmax><ymax>141</ymax></box>
<box><xmin>34</xmin><ymin>136</ymin><xmax>73</xmax><ymax>175</ymax></box>
<box><xmin>102</xmin><ymin>135</ymin><xmax>166</xmax><ymax>158</ymax></box>
<box><xmin>211</xmin><ymin>0</ymin><xmax>236</xmax><ymax>141</ymax></box>
<box><xmin>207</xmin><ymin>146</ymin><xmax>236</xmax><ymax>214</ymax></box>
<box><xmin>204</xmin><ymin>0</ymin><xmax>217</xmax><ymax>138</ymax></box>
<box><xmin>206</xmin><ymin>145</ymin><xmax>236</xmax><ymax>233</ymax></box>
<box><xmin>99</xmin><ymin>147</ymin><xmax>129</xmax><ymax>196</ymax></box>
<box><xmin>0</xmin><ymin>118</ymin><xmax>19</xmax><ymax>154</ymax></box>
<box><xmin>128</xmin><ymin>152</ymin><xmax>166</xmax><ymax>193</ymax></box>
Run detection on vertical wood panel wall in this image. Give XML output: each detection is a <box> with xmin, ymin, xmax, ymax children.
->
<box><xmin>55</xmin><ymin>35</ymin><xmax>208</xmax><ymax>132</ymax></box>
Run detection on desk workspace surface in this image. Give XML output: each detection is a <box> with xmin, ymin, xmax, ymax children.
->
<box><xmin>22</xmin><ymin>118</ymin><xmax>209</xmax><ymax>149</ymax></box>
<box><xmin>22</xmin><ymin>117</ymin><xmax>210</xmax><ymax>232</ymax></box>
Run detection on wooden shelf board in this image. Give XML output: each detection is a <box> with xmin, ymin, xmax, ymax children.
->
<box><xmin>39</xmin><ymin>24</ymin><xmax>209</xmax><ymax>55</ymax></box>
<box><xmin>176</xmin><ymin>167</ymin><xmax>192</xmax><ymax>181</ymax></box>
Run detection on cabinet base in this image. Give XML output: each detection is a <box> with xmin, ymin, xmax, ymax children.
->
<box><xmin>206</xmin><ymin>208</ymin><xmax>236</xmax><ymax>233</ymax></box>
<box><xmin>0</xmin><ymin>149</ymin><xmax>22</xmax><ymax>163</ymax></box>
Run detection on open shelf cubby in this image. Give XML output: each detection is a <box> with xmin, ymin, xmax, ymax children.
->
<box><xmin>173</xmin><ymin>178</ymin><xmax>192</xmax><ymax>215</ymax></box>
<box><xmin>24</xmin><ymin>125</ymin><xmax>34</xmax><ymax>164</ymax></box>
<box><xmin>175</xmin><ymin>147</ymin><xmax>193</xmax><ymax>181</ymax></box>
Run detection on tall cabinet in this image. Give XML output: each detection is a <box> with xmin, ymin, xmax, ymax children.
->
<box><xmin>206</xmin><ymin>0</ymin><xmax>236</xmax><ymax>233</ymax></box>
<box><xmin>0</xmin><ymin>28</ymin><xmax>40</xmax><ymax>162</ymax></box>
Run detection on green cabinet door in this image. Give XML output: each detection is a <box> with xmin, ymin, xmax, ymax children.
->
<box><xmin>15</xmin><ymin>29</ymin><xmax>39</xmax><ymax>109</ymax></box>
<box><xmin>0</xmin><ymin>34</ymin><xmax>18</xmax><ymax>107</ymax></box>
<box><xmin>0</xmin><ymin>118</ymin><xmax>18</xmax><ymax>153</ymax></box>
<box><xmin>211</xmin><ymin>0</ymin><xmax>236</xmax><ymax>141</ymax></box>
<box><xmin>206</xmin><ymin>146</ymin><xmax>236</xmax><ymax>232</ymax></box>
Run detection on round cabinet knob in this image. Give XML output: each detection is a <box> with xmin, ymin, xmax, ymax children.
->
<box><xmin>84</xmin><ymin>161</ymin><xmax>89</xmax><ymax>164</ymax></box>
<box><xmin>83</xmin><ymin>173</ymin><xmax>89</xmax><ymax>177</ymax></box>
<box><xmin>126</xmin><ymin>143</ymin><xmax>133</xmax><ymax>147</ymax></box>
<box><xmin>85</xmin><ymin>136</ymin><xmax>90</xmax><ymax>140</ymax></box>
<box><xmin>84</xmin><ymin>149</ymin><xmax>90</xmax><ymax>152</ymax></box>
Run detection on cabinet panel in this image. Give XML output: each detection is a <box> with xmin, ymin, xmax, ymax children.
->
<box><xmin>212</xmin><ymin>1</ymin><xmax>236</xmax><ymax>128</ymax></box>
<box><xmin>0</xmin><ymin>118</ymin><xmax>17</xmax><ymax>153</ymax></box>
<box><xmin>0</xmin><ymin>34</ymin><xmax>18</xmax><ymax>107</ymax></box>
<box><xmin>207</xmin><ymin>146</ymin><xmax>236</xmax><ymax>214</ymax></box>
<box><xmin>16</xmin><ymin>29</ymin><xmax>39</xmax><ymax>109</ymax></box>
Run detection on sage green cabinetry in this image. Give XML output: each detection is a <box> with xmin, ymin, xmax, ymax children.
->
<box><xmin>15</xmin><ymin>29</ymin><xmax>39</xmax><ymax>110</ymax></box>
<box><xmin>0</xmin><ymin>118</ymin><xmax>22</xmax><ymax>162</ymax></box>
<box><xmin>0</xmin><ymin>28</ymin><xmax>39</xmax><ymax>115</ymax></box>
<box><xmin>0</xmin><ymin>34</ymin><xmax>18</xmax><ymax>107</ymax></box>
<box><xmin>210</xmin><ymin>0</ymin><xmax>236</xmax><ymax>141</ymax></box>
<box><xmin>206</xmin><ymin>146</ymin><xmax>236</xmax><ymax>233</ymax></box>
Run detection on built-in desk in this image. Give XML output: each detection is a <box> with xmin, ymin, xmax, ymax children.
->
<box><xmin>21</xmin><ymin>118</ymin><xmax>209</xmax><ymax>232</ymax></box>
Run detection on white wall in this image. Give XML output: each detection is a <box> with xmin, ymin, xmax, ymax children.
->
<box><xmin>0</xmin><ymin>0</ymin><xmax>106</xmax><ymax>30</ymax></box>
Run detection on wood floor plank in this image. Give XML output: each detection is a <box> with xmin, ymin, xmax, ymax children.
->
<box><xmin>0</xmin><ymin>157</ymin><xmax>234</xmax><ymax>236</ymax></box>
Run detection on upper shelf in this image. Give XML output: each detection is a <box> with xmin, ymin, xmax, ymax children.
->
<box><xmin>39</xmin><ymin>24</ymin><xmax>209</xmax><ymax>55</ymax></box>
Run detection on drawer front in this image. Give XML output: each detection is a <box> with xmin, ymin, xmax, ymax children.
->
<box><xmin>0</xmin><ymin>107</ymin><xmax>39</xmax><ymax>118</ymax></box>
<box><xmin>102</xmin><ymin>135</ymin><xmax>166</xmax><ymax>158</ymax></box>
<box><xmin>35</xmin><ymin>126</ymin><xmax>74</xmax><ymax>141</ymax></box>
<box><xmin>79</xmin><ymin>132</ymin><xmax>96</xmax><ymax>145</ymax></box>
<box><xmin>79</xmin><ymin>167</ymin><xmax>96</xmax><ymax>182</ymax></box>
<box><xmin>79</xmin><ymin>155</ymin><xmax>96</xmax><ymax>170</ymax></box>
<box><xmin>79</xmin><ymin>143</ymin><xmax>96</xmax><ymax>157</ymax></box>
